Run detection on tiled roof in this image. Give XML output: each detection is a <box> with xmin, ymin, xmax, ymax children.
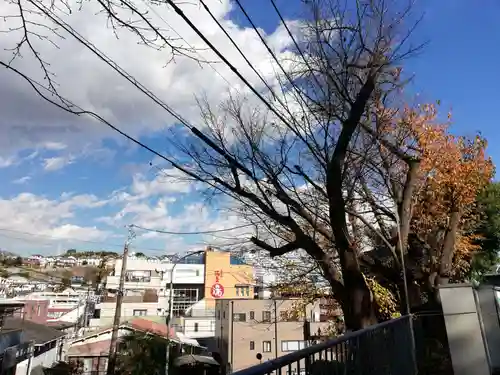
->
<box><xmin>67</xmin><ymin>318</ymin><xmax>178</xmax><ymax>357</ymax></box>
<box><xmin>67</xmin><ymin>339</ymin><xmax>111</xmax><ymax>357</ymax></box>
<box><xmin>71</xmin><ymin>317</ymin><xmax>176</xmax><ymax>345</ymax></box>
<box><xmin>127</xmin><ymin>317</ymin><xmax>176</xmax><ymax>338</ymax></box>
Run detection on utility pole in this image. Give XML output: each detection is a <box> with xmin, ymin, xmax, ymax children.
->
<box><xmin>230</xmin><ymin>301</ymin><xmax>234</xmax><ymax>369</ymax></box>
<box><xmin>273</xmin><ymin>299</ymin><xmax>278</xmax><ymax>359</ymax></box>
<box><xmin>106</xmin><ymin>226</ymin><xmax>135</xmax><ymax>375</ymax></box>
<box><xmin>165</xmin><ymin>250</ymin><xmax>204</xmax><ymax>375</ymax></box>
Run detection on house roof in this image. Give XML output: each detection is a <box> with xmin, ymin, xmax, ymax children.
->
<box><xmin>67</xmin><ymin>338</ymin><xmax>111</xmax><ymax>357</ymax></box>
<box><xmin>3</xmin><ymin>318</ymin><xmax>66</xmax><ymax>345</ymax></box>
<box><xmin>67</xmin><ymin>319</ymin><xmax>202</xmax><ymax>358</ymax></box>
<box><xmin>70</xmin><ymin>317</ymin><xmax>177</xmax><ymax>346</ymax></box>
<box><xmin>0</xmin><ymin>299</ymin><xmax>24</xmax><ymax>308</ymax></box>
<box><xmin>127</xmin><ymin>317</ymin><xmax>173</xmax><ymax>337</ymax></box>
<box><xmin>47</xmin><ymin>321</ymin><xmax>76</xmax><ymax>330</ymax></box>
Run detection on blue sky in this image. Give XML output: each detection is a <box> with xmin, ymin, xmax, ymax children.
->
<box><xmin>0</xmin><ymin>0</ymin><xmax>497</xmax><ymax>256</ymax></box>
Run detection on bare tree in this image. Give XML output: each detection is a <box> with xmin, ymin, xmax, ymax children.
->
<box><xmin>165</xmin><ymin>0</ymin><xmax>424</xmax><ymax>330</ymax></box>
<box><xmin>1</xmin><ymin>0</ymin><xmax>207</xmax><ymax>110</ymax></box>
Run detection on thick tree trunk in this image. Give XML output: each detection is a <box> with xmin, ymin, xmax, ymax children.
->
<box><xmin>342</xmin><ymin>278</ymin><xmax>378</xmax><ymax>330</ymax></box>
<box><xmin>319</xmin><ymin>250</ymin><xmax>378</xmax><ymax>330</ymax></box>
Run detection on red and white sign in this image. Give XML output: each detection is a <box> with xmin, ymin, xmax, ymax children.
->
<box><xmin>211</xmin><ymin>282</ymin><xmax>225</xmax><ymax>298</ymax></box>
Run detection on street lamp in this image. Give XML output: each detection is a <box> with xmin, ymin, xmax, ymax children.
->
<box><xmin>165</xmin><ymin>249</ymin><xmax>205</xmax><ymax>375</ymax></box>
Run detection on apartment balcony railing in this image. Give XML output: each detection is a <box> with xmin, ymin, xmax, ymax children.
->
<box><xmin>185</xmin><ymin>309</ymin><xmax>216</xmax><ymax>318</ymax></box>
<box><xmin>106</xmin><ymin>275</ymin><xmax>161</xmax><ymax>289</ymax></box>
<box><xmin>232</xmin><ymin>315</ymin><xmax>417</xmax><ymax>375</ymax></box>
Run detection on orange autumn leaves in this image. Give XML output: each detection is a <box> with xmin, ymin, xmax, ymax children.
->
<box><xmin>396</xmin><ymin>104</ymin><xmax>494</xmax><ymax>274</ymax></box>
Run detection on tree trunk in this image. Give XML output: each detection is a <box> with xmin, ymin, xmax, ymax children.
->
<box><xmin>318</xmin><ymin>249</ymin><xmax>378</xmax><ymax>330</ymax></box>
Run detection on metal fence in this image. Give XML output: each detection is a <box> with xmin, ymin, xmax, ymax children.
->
<box><xmin>232</xmin><ymin>315</ymin><xmax>417</xmax><ymax>375</ymax></box>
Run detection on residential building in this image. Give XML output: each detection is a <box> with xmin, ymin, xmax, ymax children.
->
<box><xmin>171</xmin><ymin>300</ymin><xmax>217</xmax><ymax>339</ymax></box>
<box><xmin>76</xmin><ymin>257</ymin><xmax>101</xmax><ymax>267</ymax></box>
<box><xmin>7</xmin><ymin>318</ymin><xmax>65</xmax><ymax>375</ymax></box>
<box><xmin>15</xmin><ymin>299</ymin><xmax>50</xmax><ymax>324</ymax></box>
<box><xmin>105</xmin><ymin>248</ymin><xmax>254</xmax><ymax>315</ymax></box>
<box><xmin>97</xmin><ymin>248</ymin><xmax>256</xmax><ymax>337</ymax></box>
<box><xmin>16</xmin><ymin>290</ymin><xmax>84</xmax><ymax>321</ymax></box>
<box><xmin>106</xmin><ymin>255</ymin><xmax>205</xmax><ymax>317</ymax></box>
<box><xmin>215</xmin><ymin>299</ymin><xmax>330</xmax><ymax>372</ymax></box>
<box><xmin>89</xmin><ymin>293</ymin><xmax>163</xmax><ymax>327</ymax></box>
<box><xmin>67</xmin><ymin>317</ymin><xmax>202</xmax><ymax>373</ymax></box>
<box><xmin>0</xmin><ymin>300</ymin><xmax>34</xmax><ymax>375</ymax></box>
<box><xmin>203</xmin><ymin>248</ymin><xmax>255</xmax><ymax>309</ymax></box>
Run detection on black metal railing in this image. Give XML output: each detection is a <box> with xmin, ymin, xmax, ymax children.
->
<box><xmin>232</xmin><ymin>315</ymin><xmax>417</xmax><ymax>375</ymax></box>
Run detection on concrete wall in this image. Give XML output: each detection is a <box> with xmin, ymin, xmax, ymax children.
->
<box><xmin>181</xmin><ymin>317</ymin><xmax>215</xmax><ymax>338</ymax></box>
<box><xmin>95</xmin><ymin>302</ymin><xmax>160</xmax><ymax>326</ymax></box>
<box><xmin>15</xmin><ymin>345</ymin><xmax>60</xmax><ymax>375</ymax></box>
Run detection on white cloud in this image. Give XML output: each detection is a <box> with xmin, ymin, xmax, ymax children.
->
<box><xmin>48</xmin><ymin>224</ymin><xmax>108</xmax><ymax>241</ymax></box>
<box><xmin>12</xmin><ymin>176</ymin><xmax>31</xmax><ymax>184</ymax></box>
<box><xmin>0</xmin><ymin>192</ymin><xmax>111</xmax><ymax>254</ymax></box>
<box><xmin>43</xmin><ymin>156</ymin><xmax>74</xmax><ymax>171</ymax></box>
<box><xmin>0</xmin><ymin>0</ymin><xmax>299</xmax><ymax>160</ymax></box>
<box><xmin>0</xmin><ymin>0</ymin><xmax>306</xmax><ymax>254</ymax></box>
<box><xmin>41</xmin><ymin>142</ymin><xmax>67</xmax><ymax>151</ymax></box>
<box><xmin>0</xmin><ymin>156</ymin><xmax>15</xmax><ymax>168</ymax></box>
<box><xmin>130</xmin><ymin>169</ymin><xmax>193</xmax><ymax>199</ymax></box>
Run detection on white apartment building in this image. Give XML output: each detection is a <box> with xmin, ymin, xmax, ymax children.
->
<box><xmin>16</xmin><ymin>289</ymin><xmax>81</xmax><ymax>310</ymax></box>
<box><xmin>93</xmin><ymin>255</ymin><xmax>208</xmax><ymax>329</ymax></box>
<box><xmin>172</xmin><ymin>299</ymin><xmax>216</xmax><ymax>339</ymax></box>
<box><xmin>89</xmin><ymin>299</ymin><xmax>165</xmax><ymax>327</ymax></box>
<box><xmin>105</xmin><ymin>256</ymin><xmax>205</xmax><ymax>316</ymax></box>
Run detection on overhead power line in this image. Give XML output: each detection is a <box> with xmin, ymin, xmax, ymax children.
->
<box><xmin>131</xmin><ymin>223</ymin><xmax>254</xmax><ymax>235</ymax></box>
<box><xmin>27</xmin><ymin>0</ymin><xmax>194</xmax><ymax>130</ymax></box>
<box><xmin>139</xmin><ymin>0</ymin><xmax>234</xmax><ymax>88</ymax></box>
<box><xmin>196</xmin><ymin>0</ymin><xmax>277</xmax><ymax>99</ymax></box>
<box><xmin>166</xmin><ymin>0</ymin><xmax>325</xmax><ymax>162</ymax></box>
<box><xmin>0</xmin><ymin>227</ymin><xmax>166</xmax><ymax>252</ymax></box>
<box><xmin>166</xmin><ymin>0</ymin><xmax>289</xmax><ymax>121</ymax></box>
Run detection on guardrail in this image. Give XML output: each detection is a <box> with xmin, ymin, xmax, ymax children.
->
<box><xmin>231</xmin><ymin>315</ymin><xmax>417</xmax><ymax>375</ymax></box>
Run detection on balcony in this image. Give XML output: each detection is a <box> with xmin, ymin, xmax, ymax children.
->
<box><xmin>232</xmin><ymin>316</ymin><xmax>417</xmax><ymax>375</ymax></box>
<box><xmin>106</xmin><ymin>275</ymin><xmax>161</xmax><ymax>290</ymax></box>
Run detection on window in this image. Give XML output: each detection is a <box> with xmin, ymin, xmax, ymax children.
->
<box><xmin>125</xmin><ymin>270</ymin><xmax>151</xmax><ymax>283</ymax></box>
<box><xmin>281</xmin><ymin>341</ymin><xmax>307</xmax><ymax>352</ymax></box>
<box><xmin>195</xmin><ymin>270</ymin><xmax>200</xmax><ymax>276</ymax></box>
<box><xmin>194</xmin><ymin>323</ymin><xmax>199</xmax><ymax>332</ymax></box>
<box><xmin>249</xmin><ymin>311</ymin><xmax>255</xmax><ymax>320</ymax></box>
<box><xmin>233</xmin><ymin>313</ymin><xmax>246</xmax><ymax>322</ymax></box>
<box><xmin>223</xmin><ymin>311</ymin><xmax>226</xmax><ymax>319</ymax></box>
<box><xmin>133</xmin><ymin>309</ymin><xmax>147</xmax><ymax>316</ymax></box>
<box><xmin>236</xmin><ymin>285</ymin><xmax>251</xmax><ymax>297</ymax></box>
<box><xmin>37</xmin><ymin>305</ymin><xmax>41</xmax><ymax>316</ymax></box>
<box><xmin>262</xmin><ymin>311</ymin><xmax>272</xmax><ymax>322</ymax></box>
<box><xmin>262</xmin><ymin>341</ymin><xmax>272</xmax><ymax>353</ymax></box>
<box><xmin>249</xmin><ymin>341</ymin><xmax>255</xmax><ymax>350</ymax></box>
<box><xmin>172</xmin><ymin>288</ymin><xmax>200</xmax><ymax>317</ymax></box>
<box><xmin>216</xmin><ymin>310</ymin><xmax>220</xmax><ymax>319</ymax></box>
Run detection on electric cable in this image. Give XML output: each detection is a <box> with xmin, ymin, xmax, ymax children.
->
<box><xmin>130</xmin><ymin>222</ymin><xmax>254</xmax><ymax>235</ymax></box>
